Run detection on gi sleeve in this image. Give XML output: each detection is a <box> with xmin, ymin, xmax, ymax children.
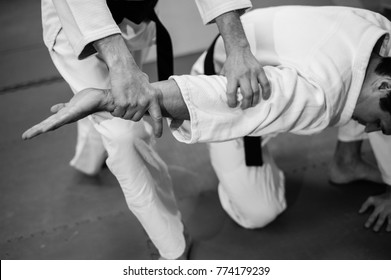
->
<box><xmin>52</xmin><ymin>0</ymin><xmax>121</xmax><ymax>59</ymax></box>
<box><xmin>168</xmin><ymin>66</ymin><xmax>328</xmax><ymax>144</ymax></box>
<box><xmin>194</xmin><ymin>0</ymin><xmax>252</xmax><ymax>25</ymax></box>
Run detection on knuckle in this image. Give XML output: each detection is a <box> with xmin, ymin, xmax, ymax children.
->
<box><xmin>243</xmin><ymin>91</ymin><xmax>252</xmax><ymax>97</ymax></box>
<box><xmin>154</xmin><ymin>115</ymin><xmax>163</xmax><ymax>121</ymax></box>
<box><xmin>153</xmin><ymin>116</ymin><xmax>163</xmax><ymax>121</ymax></box>
<box><xmin>265</xmin><ymin>83</ymin><xmax>271</xmax><ymax>91</ymax></box>
<box><xmin>262</xmin><ymin>81</ymin><xmax>270</xmax><ymax>90</ymax></box>
<box><xmin>111</xmin><ymin>111</ymin><xmax>122</xmax><ymax>117</ymax></box>
<box><xmin>140</xmin><ymin>72</ymin><xmax>149</xmax><ymax>80</ymax></box>
<box><xmin>127</xmin><ymin>100</ymin><xmax>138</xmax><ymax>108</ymax></box>
<box><xmin>114</xmin><ymin>100</ymin><xmax>127</xmax><ymax>109</ymax></box>
<box><xmin>138</xmin><ymin>98</ymin><xmax>149</xmax><ymax>108</ymax></box>
<box><xmin>121</xmin><ymin>115</ymin><xmax>132</xmax><ymax>120</ymax></box>
<box><xmin>240</xmin><ymin>73</ymin><xmax>250</xmax><ymax>80</ymax></box>
<box><xmin>132</xmin><ymin>115</ymin><xmax>143</xmax><ymax>122</ymax></box>
<box><xmin>227</xmin><ymin>91</ymin><xmax>236</xmax><ymax>98</ymax></box>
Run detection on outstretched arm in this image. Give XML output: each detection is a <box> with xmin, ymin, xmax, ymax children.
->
<box><xmin>22</xmin><ymin>80</ymin><xmax>189</xmax><ymax>140</ymax></box>
<box><xmin>24</xmin><ymin>67</ymin><xmax>321</xmax><ymax>144</ymax></box>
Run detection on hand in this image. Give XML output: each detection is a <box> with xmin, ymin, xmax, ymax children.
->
<box><xmin>94</xmin><ymin>34</ymin><xmax>163</xmax><ymax>137</ymax></box>
<box><xmin>214</xmin><ymin>11</ymin><xmax>270</xmax><ymax>109</ymax></box>
<box><xmin>359</xmin><ymin>191</ymin><xmax>391</xmax><ymax>232</ymax></box>
<box><xmin>221</xmin><ymin>48</ymin><xmax>270</xmax><ymax>109</ymax></box>
<box><xmin>22</xmin><ymin>88</ymin><xmax>110</xmax><ymax>140</ymax></box>
<box><xmin>110</xmin><ymin>67</ymin><xmax>163</xmax><ymax>137</ymax></box>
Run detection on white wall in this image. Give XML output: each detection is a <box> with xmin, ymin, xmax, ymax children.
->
<box><xmin>146</xmin><ymin>0</ymin><xmax>385</xmax><ymax>61</ymax></box>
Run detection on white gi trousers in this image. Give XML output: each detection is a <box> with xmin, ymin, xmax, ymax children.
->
<box><xmin>49</xmin><ymin>19</ymin><xmax>184</xmax><ymax>259</ymax></box>
<box><xmin>209</xmin><ymin>140</ymin><xmax>287</xmax><ymax>229</ymax></box>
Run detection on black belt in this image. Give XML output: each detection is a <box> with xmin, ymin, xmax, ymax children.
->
<box><xmin>149</xmin><ymin>10</ymin><xmax>173</xmax><ymax>81</ymax></box>
<box><xmin>106</xmin><ymin>0</ymin><xmax>173</xmax><ymax>81</ymax></box>
<box><xmin>204</xmin><ymin>36</ymin><xmax>263</xmax><ymax>166</ymax></box>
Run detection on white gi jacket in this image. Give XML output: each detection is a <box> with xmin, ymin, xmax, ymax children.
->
<box><xmin>41</xmin><ymin>0</ymin><xmax>252</xmax><ymax>59</ymax></box>
<box><xmin>169</xmin><ymin>6</ymin><xmax>391</xmax><ymax>143</ymax></box>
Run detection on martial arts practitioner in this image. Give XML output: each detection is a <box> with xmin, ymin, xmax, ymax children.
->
<box><xmin>190</xmin><ymin>7</ymin><xmax>391</xmax><ymax>231</ymax></box>
<box><xmin>27</xmin><ymin>6</ymin><xmax>391</xmax><ymax>232</ymax></box>
<box><xmin>40</xmin><ymin>0</ymin><xmax>270</xmax><ymax>259</ymax></box>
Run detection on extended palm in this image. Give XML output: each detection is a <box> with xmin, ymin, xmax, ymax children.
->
<box><xmin>22</xmin><ymin>88</ymin><xmax>109</xmax><ymax>140</ymax></box>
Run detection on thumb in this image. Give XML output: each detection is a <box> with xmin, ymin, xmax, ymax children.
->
<box><xmin>359</xmin><ymin>200</ymin><xmax>371</xmax><ymax>214</ymax></box>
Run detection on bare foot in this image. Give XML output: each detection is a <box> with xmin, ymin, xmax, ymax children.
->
<box><xmin>329</xmin><ymin>158</ymin><xmax>383</xmax><ymax>184</ymax></box>
<box><xmin>329</xmin><ymin>140</ymin><xmax>383</xmax><ymax>184</ymax></box>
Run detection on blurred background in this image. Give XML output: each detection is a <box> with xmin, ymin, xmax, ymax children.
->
<box><xmin>1</xmin><ymin>0</ymin><xmax>390</xmax><ymax>260</ymax></box>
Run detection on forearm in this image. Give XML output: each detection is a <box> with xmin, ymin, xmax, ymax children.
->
<box><xmin>22</xmin><ymin>69</ymin><xmax>318</xmax><ymax>143</ymax></box>
<box><xmin>215</xmin><ymin>11</ymin><xmax>250</xmax><ymax>55</ymax></box>
<box><xmin>214</xmin><ymin>8</ymin><xmax>270</xmax><ymax>108</ymax></box>
<box><xmin>154</xmin><ymin>81</ymin><xmax>190</xmax><ymax>120</ymax></box>
<box><xmin>98</xmin><ymin>79</ymin><xmax>189</xmax><ymax>120</ymax></box>
<box><xmin>93</xmin><ymin>34</ymin><xmax>139</xmax><ymax>73</ymax></box>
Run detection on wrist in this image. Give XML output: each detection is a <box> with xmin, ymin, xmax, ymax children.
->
<box><xmin>93</xmin><ymin>34</ymin><xmax>136</xmax><ymax>69</ymax></box>
<box><xmin>227</xmin><ymin>42</ymin><xmax>252</xmax><ymax>56</ymax></box>
<box><xmin>101</xmin><ymin>89</ymin><xmax>115</xmax><ymax>112</ymax></box>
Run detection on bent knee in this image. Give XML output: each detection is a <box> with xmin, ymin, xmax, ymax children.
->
<box><xmin>238</xmin><ymin>202</ymin><xmax>286</xmax><ymax>229</ymax></box>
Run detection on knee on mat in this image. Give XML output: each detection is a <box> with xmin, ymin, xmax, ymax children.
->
<box><xmin>239</xmin><ymin>203</ymin><xmax>285</xmax><ymax>229</ymax></box>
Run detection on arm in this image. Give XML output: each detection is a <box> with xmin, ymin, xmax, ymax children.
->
<box><xmin>23</xmin><ymin>67</ymin><xmax>325</xmax><ymax>144</ymax></box>
<box><xmin>195</xmin><ymin>0</ymin><xmax>270</xmax><ymax>109</ymax></box>
<box><xmin>22</xmin><ymin>80</ymin><xmax>188</xmax><ymax>140</ymax></box>
<box><xmin>52</xmin><ymin>0</ymin><xmax>163</xmax><ymax>137</ymax></box>
<box><xmin>215</xmin><ymin>11</ymin><xmax>270</xmax><ymax>109</ymax></box>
